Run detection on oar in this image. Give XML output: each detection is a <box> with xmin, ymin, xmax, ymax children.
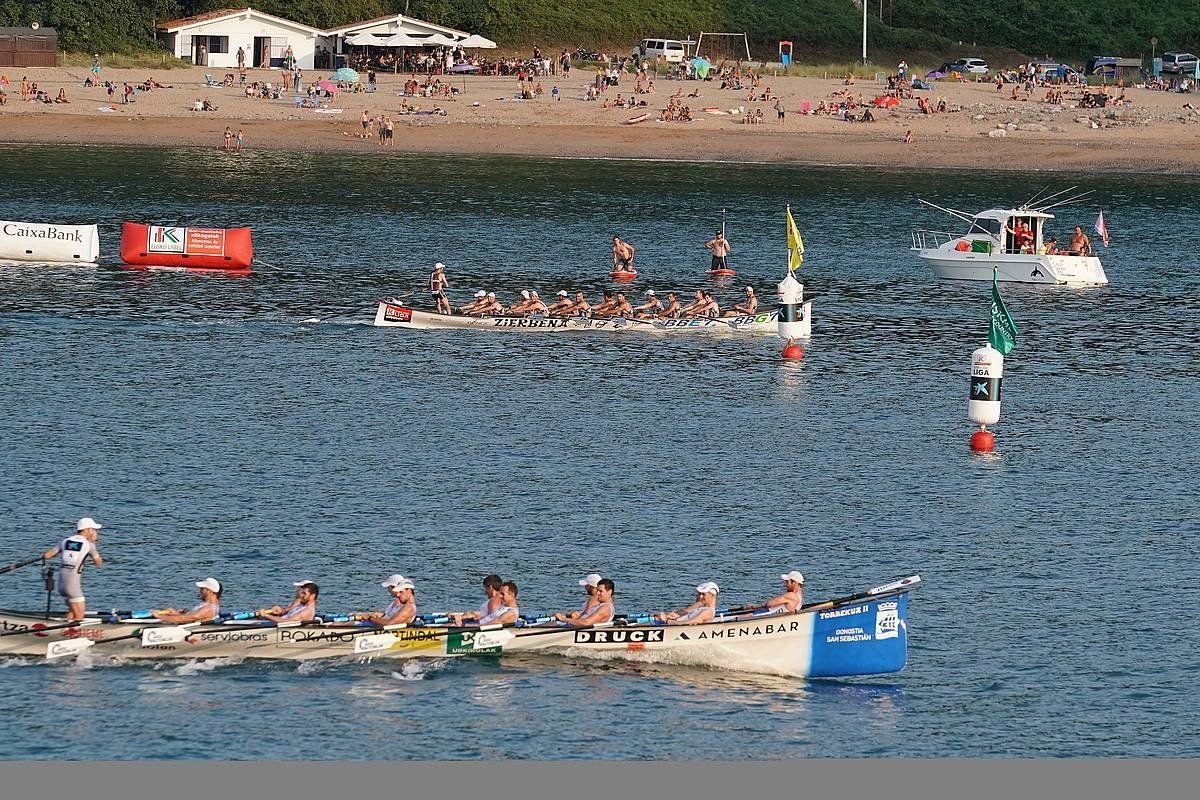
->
<box><xmin>799</xmin><ymin>575</ymin><xmax>922</xmax><ymax>614</ymax></box>
<box><xmin>0</xmin><ymin>555</ymin><xmax>44</xmax><ymax>577</ymax></box>
<box><xmin>0</xmin><ymin>619</ymin><xmax>101</xmax><ymax>638</ymax></box>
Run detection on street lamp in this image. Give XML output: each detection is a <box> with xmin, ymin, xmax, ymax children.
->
<box><xmin>1151</xmin><ymin>36</ymin><xmax>1158</xmax><ymax>59</ymax></box>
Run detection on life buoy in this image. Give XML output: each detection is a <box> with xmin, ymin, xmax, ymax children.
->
<box><xmin>119</xmin><ymin>222</ymin><xmax>253</xmax><ymax>272</ymax></box>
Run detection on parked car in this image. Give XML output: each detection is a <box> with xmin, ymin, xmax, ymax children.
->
<box><xmin>1161</xmin><ymin>52</ymin><xmax>1199</xmax><ymax>74</ymax></box>
<box><xmin>945</xmin><ymin>57</ymin><xmax>989</xmax><ymax>75</ymax></box>
<box><xmin>631</xmin><ymin>38</ymin><xmax>686</xmax><ymax>64</ymax></box>
<box><xmin>1031</xmin><ymin>61</ymin><xmax>1080</xmax><ymax>83</ymax></box>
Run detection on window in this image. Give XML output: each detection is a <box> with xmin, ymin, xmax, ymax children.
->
<box><xmin>207</xmin><ymin>36</ymin><xmax>228</xmax><ymax>54</ymax></box>
<box><xmin>967</xmin><ymin>218</ymin><xmax>1001</xmax><ymax>236</ymax></box>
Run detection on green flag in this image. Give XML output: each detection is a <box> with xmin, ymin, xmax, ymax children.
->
<box><xmin>988</xmin><ymin>272</ymin><xmax>1018</xmax><ymax>355</ymax></box>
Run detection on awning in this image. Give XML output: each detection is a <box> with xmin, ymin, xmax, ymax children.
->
<box><xmin>460</xmin><ymin>34</ymin><xmax>497</xmax><ymax>49</ymax></box>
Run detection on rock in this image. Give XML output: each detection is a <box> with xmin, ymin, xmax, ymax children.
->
<box><xmin>1005</xmin><ymin>122</ymin><xmax>1017</xmax><ymax>130</ymax></box>
<box><xmin>1050</xmin><ymin>125</ymin><xmax>1066</xmax><ymax>132</ymax></box>
<box><xmin>987</xmin><ymin>128</ymin><xmax>1007</xmax><ymax>138</ymax></box>
<box><xmin>1090</xmin><ymin>121</ymin><xmax>1099</xmax><ymax>129</ymax></box>
<box><xmin>1075</xmin><ymin>116</ymin><xmax>1091</xmax><ymax>124</ymax></box>
<box><xmin>1018</xmin><ymin>123</ymin><xmax>1048</xmax><ymax>132</ymax></box>
<box><xmin>972</xmin><ymin>114</ymin><xmax>987</xmax><ymax>120</ymax></box>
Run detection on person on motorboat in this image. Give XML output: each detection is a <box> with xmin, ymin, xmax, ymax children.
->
<box><xmin>1068</xmin><ymin>226</ymin><xmax>1092</xmax><ymax>256</ymax></box>
<box><xmin>657</xmin><ymin>291</ymin><xmax>682</xmax><ymax>319</ymax></box>
<box><xmin>631</xmin><ymin>289</ymin><xmax>663</xmax><ymax>318</ymax></box>
<box><xmin>1005</xmin><ymin>219</ymin><xmax>1034</xmax><ymax>253</ymax></box>
<box><xmin>611</xmin><ymin>292</ymin><xmax>634</xmax><ymax>317</ymax></box>
<box><xmin>763</xmin><ymin>571</ymin><xmax>805</xmax><ymax>613</ymax></box>
<box><xmin>1038</xmin><ymin>237</ymin><xmax>1060</xmax><ymax>255</ymax></box>
<box><xmin>653</xmin><ymin>581</ymin><xmax>719</xmax><ymax>625</ymax></box>
<box><xmin>352</xmin><ymin>574</ymin><xmax>417</xmax><ymax>626</ymax></box>
<box><xmin>554</xmin><ymin>578</ymin><xmax>615</xmax><ymax>627</ymax></box>
<box><xmin>428</xmin><ymin>263</ymin><xmax>452</xmax><ymax>315</ymax></box>
<box><xmin>545</xmin><ymin>290</ymin><xmax>574</xmax><ymax>316</ymax></box>
<box><xmin>724</xmin><ymin>286</ymin><xmax>757</xmax><ymax>317</ymax></box>
<box><xmin>43</xmin><ymin>517</ymin><xmax>105</xmax><ymax>621</ymax></box>
<box><xmin>256</xmin><ymin>580</ymin><xmax>319</xmax><ymax>623</ymax></box>
<box><xmin>449</xmin><ymin>574</ymin><xmax>503</xmax><ymax>626</ymax></box>
<box><xmin>456</xmin><ymin>290</ymin><xmax>488</xmax><ymax>315</ymax></box>
<box><xmin>150</xmin><ymin>578</ymin><xmax>222</xmax><ymax>624</ymax></box>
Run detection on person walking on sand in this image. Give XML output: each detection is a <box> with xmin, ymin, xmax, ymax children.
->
<box><xmin>237</xmin><ymin>46</ymin><xmax>246</xmax><ymax>70</ymax></box>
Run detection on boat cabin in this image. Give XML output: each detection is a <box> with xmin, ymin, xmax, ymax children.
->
<box><xmin>961</xmin><ymin>209</ymin><xmax>1054</xmax><ymax>255</ymax></box>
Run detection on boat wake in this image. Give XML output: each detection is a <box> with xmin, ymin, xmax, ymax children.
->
<box><xmin>168</xmin><ymin>656</ymin><xmax>246</xmax><ymax>676</ymax></box>
<box><xmin>390</xmin><ymin>658</ymin><xmax>452</xmax><ymax>681</ymax></box>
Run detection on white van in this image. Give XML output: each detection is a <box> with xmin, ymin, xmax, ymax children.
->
<box><xmin>632</xmin><ymin>39</ymin><xmax>686</xmax><ymax>64</ymax></box>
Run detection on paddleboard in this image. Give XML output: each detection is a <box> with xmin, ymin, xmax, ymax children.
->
<box><xmin>708</xmin><ymin>269</ymin><xmax>737</xmax><ymax>277</ymax></box>
<box><xmin>610</xmin><ymin>270</ymin><xmax>638</xmax><ymax>280</ymax></box>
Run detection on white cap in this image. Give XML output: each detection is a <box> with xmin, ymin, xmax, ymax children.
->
<box><xmin>397</xmin><ymin>578</ymin><xmax>414</xmax><ymax>591</ymax></box>
<box><xmin>521</xmin><ymin>290</ymin><xmax>531</xmax><ymax>299</ymax></box>
<box><xmin>531</xmin><ymin>290</ymin><xmax>540</xmax><ymax>297</ymax></box>
<box><xmin>487</xmin><ymin>292</ymin><xmax>496</xmax><ymax>298</ymax></box>
<box><xmin>578</xmin><ymin>573</ymin><xmax>602</xmax><ymax>587</ymax></box>
<box><xmin>434</xmin><ymin>262</ymin><xmax>445</xmax><ymax>270</ymax></box>
<box><xmin>695</xmin><ymin>581</ymin><xmax>720</xmax><ymax>595</ymax></box>
<box><xmin>781</xmin><ymin>571</ymin><xmax>805</xmax><ymax>585</ymax></box>
<box><xmin>473</xmin><ymin>290</ymin><xmax>486</xmax><ymax>298</ymax></box>
<box><xmin>745</xmin><ymin>286</ymin><xmax>755</xmax><ymax>293</ymax></box>
<box><xmin>293</xmin><ymin>580</ymin><xmax>315</xmax><ymax>587</ymax></box>
<box><xmin>380</xmin><ymin>573</ymin><xmax>406</xmax><ymax>589</ymax></box>
<box><xmin>76</xmin><ymin>517</ymin><xmax>102</xmax><ymax>531</ymax></box>
<box><xmin>195</xmin><ymin>578</ymin><xmax>222</xmax><ymax>594</ymax></box>
<box><xmin>556</xmin><ymin>290</ymin><xmax>569</xmax><ymax>297</ymax></box>
<box><xmin>646</xmin><ymin>289</ymin><xmax>655</xmax><ymax>295</ymax></box>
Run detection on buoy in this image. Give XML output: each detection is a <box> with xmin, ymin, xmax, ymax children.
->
<box><xmin>969</xmin><ymin>429</ymin><xmax>996</xmax><ymax>452</ymax></box>
<box><xmin>776</xmin><ymin>272</ymin><xmax>810</xmax><ymax>340</ymax></box>
<box><xmin>782</xmin><ymin>338</ymin><xmax>804</xmax><ymax>359</ymax></box>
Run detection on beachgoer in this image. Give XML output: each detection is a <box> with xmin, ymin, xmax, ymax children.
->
<box><xmin>235</xmin><ymin>129</ymin><xmax>244</xmax><ymax>152</ymax></box>
<box><xmin>151</xmin><ymin>579</ymin><xmax>222</xmax><ymax>624</ymax></box>
<box><xmin>222</xmin><ymin>127</ymin><xmax>233</xmax><ymax>151</ymax></box>
<box><xmin>256</xmin><ymin>581</ymin><xmax>319</xmax><ymax>623</ymax></box>
<box><xmin>42</xmin><ymin>517</ymin><xmax>104</xmax><ymax>620</ymax></box>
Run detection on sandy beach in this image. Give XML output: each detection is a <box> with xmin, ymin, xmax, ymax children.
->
<box><xmin>3</xmin><ymin>65</ymin><xmax>1200</xmax><ymax>172</ymax></box>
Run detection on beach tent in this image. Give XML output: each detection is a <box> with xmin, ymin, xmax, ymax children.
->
<box><xmin>460</xmin><ymin>34</ymin><xmax>497</xmax><ymax>49</ymax></box>
<box><xmin>692</xmin><ymin>56</ymin><xmax>712</xmax><ymax>79</ymax></box>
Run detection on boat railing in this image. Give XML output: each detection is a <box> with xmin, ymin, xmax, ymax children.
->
<box><xmin>911</xmin><ymin>229</ymin><xmax>958</xmax><ymax>250</ymax></box>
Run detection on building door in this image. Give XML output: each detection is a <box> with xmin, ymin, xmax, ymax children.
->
<box><xmin>254</xmin><ymin>37</ymin><xmax>273</xmax><ymax>68</ymax></box>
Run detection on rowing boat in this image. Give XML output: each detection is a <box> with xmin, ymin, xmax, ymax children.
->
<box><xmin>0</xmin><ymin>576</ymin><xmax>918</xmax><ymax>678</ymax></box>
<box><xmin>372</xmin><ymin>303</ymin><xmax>806</xmax><ymax>335</ymax></box>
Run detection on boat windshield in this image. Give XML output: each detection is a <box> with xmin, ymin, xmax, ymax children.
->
<box><xmin>967</xmin><ymin>217</ymin><xmax>1002</xmax><ymax>237</ymax></box>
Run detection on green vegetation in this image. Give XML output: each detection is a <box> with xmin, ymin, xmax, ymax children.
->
<box><xmin>1</xmin><ymin>0</ymin><xmax>1195</xmax><ymax>64</ymax></box>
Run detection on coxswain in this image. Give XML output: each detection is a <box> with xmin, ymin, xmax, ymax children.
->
<box><xmin>704</xmin><ymin>229</ymin><xmax>732</xmax><ymax>271</ymax></box>
<box><xmin>653</xmin><ymin>582</ymin><xmax>719</xmax><ymax>625</ymax></box>
<box><xmin>632</xmin><ymin>289</ymin><xmax>663</xmax><ymax>318</ymax></box>
<box><xmin>256</xmin><ymin>580</ymin><xmax>319</xmax><ymax>623</ymax></box>
<box><xmin>449</xmin><ymin>574</ymin><xmax>503</xmax><ymax>626</ymax></box>
<box><xmin>611</xmin><ymin>291</ymin><xmax>634</xmax><ymax>317</ymax></box>
<box><xmin>151</xmin><ymin>579</ymin><xmax>222</xmax><ymax>624</ymax></box>
<box><xmin>353</xmin><ymin>575</ymin><xmax>417</xmax><ymax>626</ymax></box>
<box><xmin>42</xmin><ymin>517</ymin><xmax>104</xmax><ymax>621</ymax></box>
<box><xmin>611</xmin><ymin>236</ymin><xmax>636</xmax><ymax>272</ymax></box>
<box><xmin>554</xmin><ymin>578</ymin><xmax>615</xmax><ymax>627</ymax></box>
<box><xmin>457</xmin><ymin>290</ymin><xmax>488</xmax><ymax>315</ymax></box>
<box><xmin>763</xmin><ymin>571</ymin><xmax>805</xmax><ymax>613</ymax></box>
<box><xmin>428</xmin><ymin>262</ymin><xmax>452</xmax><ymax>315</ymax></box>
<box><xmin>545</xmin><ymin>290</ymin><xmax>574</xmax><ymax>316</ymax></box>
<box><xmin>657</xmin><ymin>291</ymin><xmax>682</xmax><ymax>319</ymax></box>
<box><xmin>723</xmin><ymin>286</ymin><xmax>757</xmax><ymax>317</ymax></box>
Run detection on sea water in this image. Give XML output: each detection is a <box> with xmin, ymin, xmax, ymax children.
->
<box><xmin>0</xmin><ymin>145</ymin><xmax>1197</xmax><ymax>758</ymax></box>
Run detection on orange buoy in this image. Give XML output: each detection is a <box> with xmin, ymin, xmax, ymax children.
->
<box><xmin>969</xmin><ymin>429</ymin><xmax>995</xmax><ymax>452</ymax></box>
<box><xmin>782</xmin><ymin>339</ymin><xmax>804</xmax><ymax>360</ymax></box>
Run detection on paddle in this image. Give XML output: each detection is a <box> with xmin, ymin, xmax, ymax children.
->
<box><xmin>799</xmin><ymin>575</ymin><xmax>922</xmax><ymax>614</ymax></box>
<box><xmin>0</xmin><ymin>619</ymin><xmax>101</xmax><ymax>638</ymax></box>
<box><xmin>0</xmin><ymin>555</ymin><xmax>44</xmax><ymax>577</ymax></box>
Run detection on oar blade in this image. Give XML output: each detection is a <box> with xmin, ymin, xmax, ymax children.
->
<box><xmin>140</xmin><ymin>624</ymin><xmax>197</xmax><ymax>646</ymax></box>
<box><xmin>473</xmin><ymin>630</ymin><xmax>515</xmax><ymax>650</ymax></box>
<box><xmin>354</xmin><ymin>633</ymin><xmax>396</xmax><ymax>655</ymax></box>
<box><xmin>46</xmin><ymin>638</ymin><xmax>94</xmax><ymax>660</ymax></box>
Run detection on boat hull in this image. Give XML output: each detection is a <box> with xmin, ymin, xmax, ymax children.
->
<box><xmin>373</xmin><ymin>303</ymin><xmax>798</xmax><ymax>335</ymax></box>
<box><xmin>916</xmin><ymin>249</ymin><xmax>1108</xmax><ymax>285</ymax></box>
<box><xmin>0</xmin><ymin>590</ymin><xmax>909</xmax><ymax>678</ymax></box>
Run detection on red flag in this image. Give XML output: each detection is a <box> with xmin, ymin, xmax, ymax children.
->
<box><xmin>1094</xmin><ymin>211</ymin><xmax>1110</xmax><ymax>247</ymax></box>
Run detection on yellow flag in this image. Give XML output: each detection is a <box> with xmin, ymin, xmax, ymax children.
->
<box><xmin>786</xmin><ymin>206</ymin><xmax>804</xmax><ymax>272</ymax></box>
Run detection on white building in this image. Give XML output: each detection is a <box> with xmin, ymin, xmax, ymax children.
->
<box><xmin>324</xmin><ymin>14</ymin><xmax>472</xmax><ymax>65</ymax></box>
<box><xmin>156</xmin><ymin>8</ymin><xmax>326</xmax><ymax>70</ymax></box>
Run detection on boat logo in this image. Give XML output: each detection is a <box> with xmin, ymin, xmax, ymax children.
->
<box><xmin>875</xmin><ymin>601</ymin><xmax>900</xmax><ymax>640</ymax></box>
<box><xmin>574</xmin><ymin>629</ymin><xmax>664</xmax><ymax>644</ymax></box>
<box><xmin>383</xmin><ymin>305</ymin><xmax>413</xmax><ymax>323</ymax></box>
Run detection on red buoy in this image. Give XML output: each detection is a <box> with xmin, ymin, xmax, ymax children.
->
<box><xmin>782</xmin><ymin>340</ymin><xmax>804</xmax><ymax>360</ymax></box>
<box><xmin>969</xmin><ymin>429</ymin><xmax>996</xmax><ymax>452</ymax></box>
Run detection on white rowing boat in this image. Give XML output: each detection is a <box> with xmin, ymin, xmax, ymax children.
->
<box><xmin>0</xmin><ymin>576</ymin><xmax>918</xmax><ymax>678</ymax></box>
<box><xmin>371</xmin><ymin>303</ymin><xmax>808</xmax><ymax>335</ymax></box>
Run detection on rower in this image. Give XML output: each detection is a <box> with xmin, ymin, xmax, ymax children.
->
<box><xmin>256</xmin><ymin>580</ymin><xmax>318</xmax><ymax>623</ymax></box>
<box><xmin>568</xmin><ymin>291</ymin><xmax>592</xmax><ymax>316</ymax></box>
<box><xmin>428</xmin><ymin>262</ymin><xmax>452</xmax><ymax>315</ymax></box>
<box><xmin>449</xmin><ymin>574</ymin><xmax>503</xmax><ymax>626</ymax></box>
<box><xmin>42</xmin><ymin>517</ymin><xmax>104</xmax><ymax>621</ymax></box>
<box><xmin>554</xmin><ymin>578</ymin><xmax>614</xmax><ymax>627</ymax></box>
<box><xmin>457</xmin><ymin>290</ymin><xmax>487</xmax><ymax>315</ymax></box>
<box><xmin>611</xmin><ymin>292</ymin><xmax>633</xmax><ymax>317</ymax></box>
<box><xmin>724</xmin><ymin>286</ymin><xmax>757</xmax><ymax>317</ymax></box>
<box><xmin>483</xmin><ymin>581</ymin><xmax>519</xmax><ymax>625</ymax></box>
<box><xmin>558</xmin><ymin>573</ymin><xmax>601</xmax><ymax>620</ymax></box>
<box><xmin>527</xmin><ymin>290</ymin><xmax>548</xmax><ymax>315</ymax></box>
<box><xmin>678</xmin><ymin>289</ymin><xmax>706</xmax><ymax>317</ymax></box>
<box><xmin>353</xmin><ymin>574</ymin><xmax>417</xmax><ymax>626</ymax></box>
<box><xmin>506</xmin><ymin>289</ymin><xmax>533</xmax><ymax>315</ymax></box>
<box><xmin>151</xmin><ymin>578</ymin><xmax>222</xmax><ymax>624</ymax></box>
<box><xmin>545</xmin><ymin>290</ymin><xmax>573</xmax><ymax>316</ymax></box>
<box><xmin>592</xmin><ymin>291</ymin><xmax>616</xmax><ymax>316</ymax></box>
<box><xmin>654</xmin><ymin>581</ymin><xmax>718</xmax><ymax>625</ymax></box>
<box><xmin>763</xmin><ymin>571</ymin><xmax>805</xmax><ymax>613</ymax></box>
<box><xmin>474</xmin><ymin>292</ymin><xmax>503</xmax><ymax>316</ymax></box>
<box><xmin>657</xmin><ymin>291</ymin><xmax>682</xmax><ymax>319</ymax></box>
<box><xmin>632</xmin><ymin>289</ymin><xmax>663</xmax><ymax>318</ymax></box>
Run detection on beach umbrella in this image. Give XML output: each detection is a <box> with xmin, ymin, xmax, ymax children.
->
<box><xmin>422</xmin><ymin>34</ymin><xmax>461</xmax><ymax>47</ymax></box>
<box><xmin>332</xmin><ymin>67</ymin><xmax>360</xmax><ymax>83</ymax></box>
<box><xmin>383</xmin><ymin>33</ymin><xmax>424</xmax><ymax>48</ymax></box>
<box><xmin>692</xmin><ymin>56</ymin><xmax>711</xmax><ymax>79</ymax></box>
<box><xmin>460</xmin><ymin>34</ymin><xmax>497</xmax><ymax>49</ymax></box>
<box><xmin>317</xmin><ymin>80</ymin><xmax>338</xmax><ymax>93</ymax></box>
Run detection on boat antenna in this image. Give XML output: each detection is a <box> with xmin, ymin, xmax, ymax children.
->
<box><xmin>919</xmin><ymin>198</ymin><xmax>974</xmax><ymax>225</ymax></box>
<box><xmin>1023</xmin><ymin>186</ymin><xmax>1052</xmax><ymax>209</ymax></box>
<box><xmin>1040</xmin><ymin>189</ymin><xmax>1094</xmax><ymax>213</ymax></box>
<box><xmin>1026</xmin><ymin>186</ymin><xmax>1080</xmax><ymax>211</ymax></box>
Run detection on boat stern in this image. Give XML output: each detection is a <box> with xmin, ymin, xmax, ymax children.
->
<box><xmin>806</xmin><ymin>592</ymin><xmax>911</xmax><ymax>677</ymax></box>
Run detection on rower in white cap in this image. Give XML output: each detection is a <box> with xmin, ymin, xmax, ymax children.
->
<box><xmin>764</xmin><ymin>571</ymin><xmax>805</xmax><ymax>613</ymax></box>
<box><xmin>724</xmin><ymin>286</ymin><xmax>757</xmax><ymax>317</ymax></box>
<box><xmin>428</xmin><ymin>262</ymin><xmax>452</xmax><ymax>315</ymax></box>
<box><xmin>654</xmin><ymin>581</ymin><xmax>719</xmax><ymax>625</ymax></box>
<box><xmin>352</xmin><ymin>575</ymin><xmax>417</xmax><ymax>626</ymax></box>
<box><xmin>456</xmin><ymin>290</ymin><xmax>488</xmax><ymax>315</ymax></box>
<box><xmin>473</xmin><ymin>291</ymin><xmax>503</xmax><ymax>316</ymax></box>
<box><xmin>527</xmin><ymin>290</ymin><xmax>548</xmax><ymax>315</ymax></box>
<box><xmin>151</xmin><ymin>579</ymin><xmax>223</xmax><ymax>624</ymax></box>
<box><xmin>256</xmin><ymin>580</ymin><xmax>319</xmax><ymax>623</ymax></box>
<box><xmin>506</xmin><ymin>289</ymin><xmax>533</xmax><ymax>315</ymax></box>
<box><xmin>545</xmin><ymin>290</ymin><xmax>574</xmax><ymax>316</ymax></box>
<box><xmin>42</xmin><ymin>517</ymin><xmax>105</xmax><ymax>620</ymax></box>
<box><xmin>632</xmin><ymin>289</ymin><xmax>663</xmax><ymax>318</ymax></box>
<box><xmin>555</xmin><ymin>578</ymin><xmax>615</xmax><ymax>627</ymax></box>
<box><xmin>556</xmin><ymin>573</ymin><xmax>602</xmax><ymax>621</ymax></box>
